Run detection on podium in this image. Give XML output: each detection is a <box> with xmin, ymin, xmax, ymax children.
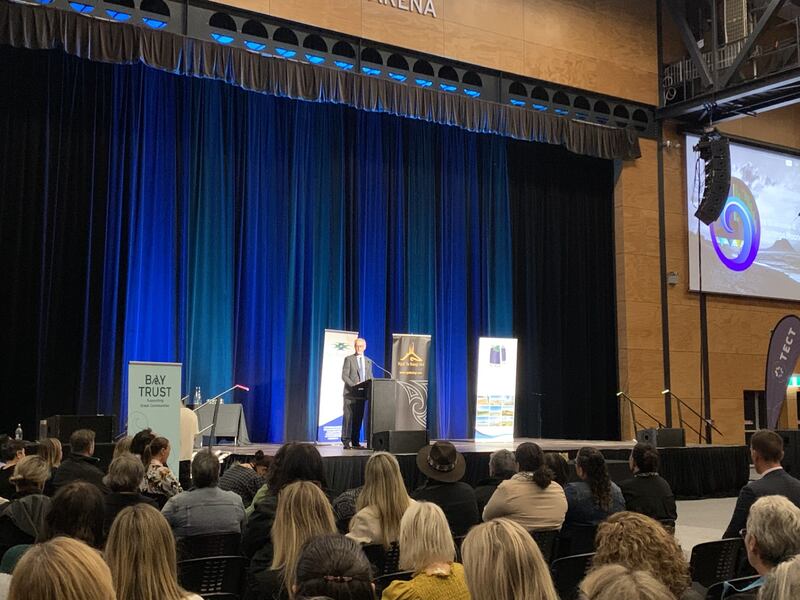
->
<box><xmin>353</xmin><ymin>378</ymin><xmax>428</xmax><ymax>453</ymax></box>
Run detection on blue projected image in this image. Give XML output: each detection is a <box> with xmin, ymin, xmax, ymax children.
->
<box><xmin>211</xmin><ymin>33</ymin><xmax>235</xmax><ymax>44</ymax></box>
<box><xmin>439</xmin><ymin>83</ymin><xmax>457</xmax><ymax>92</ymax></box>
<box><xmin>275</xmin><ymin>48</ymin><xmax>297</xmax><ymax>58</ymax></box>
<box><xmin>105</xmin><ymin>8</ymin><xmax>131</xmax><ymax>20</ymax></box>
<box><xmin>244</xmin><ymin>41</ymin><xmax>267</xmax><ymax>52</ymax></box>
<box><xmin>305</xmin><ymin>54</ymin><xmax>326</xmax><ymax>65</ymax></box>
<box><xmin>415</xmin><ymin>78</ymin><xmax>433</xmax><ymax>88</ymax></box>
<box><xmin>362</xmin><ymin>66</ymin><xmax>381</xmax><ymax>76</ymax></box>
<box><xmin>509</xmin><ymin>99</ymin><xmax>526</xmax><ymax>107</ymax></box>
<box><xmin>388</xmin><ymin>72</ymin><xmax>407</xmax><ymax>82</ymax></box>
<box><xmin>532</xmin><ymin>103</ymin><xmax>548</xmax><ymax>111</ymax></box>
<box><xmin>69</xmin><ymin>1</ymin><xmax>94</xmax><ymax>12</ymax></box>
<box><xmin>142</xmin><ymin>17</ymin><xmax>167</xmax><ymax>29</ymax></box>
<box><xmin>464</xmin><ymin>89</ymin><xmax>481</xmax><ymax>98</ymax></box>
<box><xmin>334</xmin><ymin>61</ymin><xmax>354</xmax><ymax>70</ymax></box>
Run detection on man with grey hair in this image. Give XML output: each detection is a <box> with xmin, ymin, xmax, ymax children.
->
<box><xmin>102</xmin><ymin>453</ymin><xmax>157</xmax><ymax>535</ymax></box>
<box><xmin>474</xmin><ymin>449</ymin><xmax>517</xmax><ymax>515</ymax></box>
<box><xmin>161</xmin><ymin>450</ymin><xmax>245</xmax><ymax>538</ymax></box>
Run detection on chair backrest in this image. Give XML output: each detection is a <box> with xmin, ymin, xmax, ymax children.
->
<box><xmin>177</xmin><ymin>532</ymin><xmax>242</xmax><ymax>560</ymax></box>
<box><xmin>690</xmin><ymin>538</ymin><xmax>746</xmax><ymax>589</ymax></box>
<box><xmin>178</xmin><ymin>555</ymin><xmax>246</xmax><ymax>600</ymax></box>
<box><xmin>704</xmin><ymin>575</ymin><xmax>762</xmax><ymax>600</ymax></box>
<box><xmin>362</xmin><ymin>541</ymin><xmax>401</xmax><ymax>576</ymax></box>
<box><xmin>551</xmin><ymin>552</ymin><xmax>595</xmax><ymax>600</ymax></box>
<box><xmin>557</xmin><ymin>523</ymin><xmax>598</xmax><ymax>559</ymax></box>
<box><xmin>453</xmin><ymin>534</ymin><xmax>467</xmax><ymax>562</ymax></box>
<box><xmin>372</xmin><ymin>570</ymin><xmax>414</xmax><ymax>596</ymax></box>
<box><xmin>530</xmin><ymin>529</ymin><xmax>560</xmax><ymax>565</ymax></box>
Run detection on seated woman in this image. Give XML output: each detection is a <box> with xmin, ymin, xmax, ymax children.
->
<box><xmin>483</xmin><ymin>442</ymin><xmax>567</xmax><ymax>530</ymax></box>
<box><xmin>103</xmin><ymin>453</ymin><xmax>157</xmax><ymax>536</ymax></box>
<box><xmin>41</xmin><ymin>481</ymin><xmax>106</xmax><ymax>549</ymax></box>
<box><xmin>462</xmin><ymin>518</ymin><xmax>558</xmax><ymax>600</ymax></box>
<box><xmin>348</xmin><ymin>452</ymin><xmax>414</xmax><ymax>547</ymax></box>
<box><xmin>564</xmin><ymin>447</ymin><xmax>624</xmax><ymax>527</ymax></box>
<box><xmin>0</xmin><ymin>456</ymin><xmax>51</xmax><ymax>558</ymax></box>
<box><xmin>593</xmin><ymin>511</ymin><xmax>701</xmax><ymax>600</ymax></box>
<box><xmin>381</xmin><ymin>501</ymin><xmax>470</xmax><ymax>600</ymax></box>
<box><xmin>37</xmin><ymin>438</ymin><xmax>62</xmax><ymax>496</ymax></box>
<box><xmin>139</xmin><ymin>436</ymin><xmax>182</xmax><ymax>503</ymax></box>
<box><xmin>293</xmin><ymin>534</ymin><xmax>375</xmax><ymax>600</ymax></box>
<box><xmin>543</xmin><ymin>452</ymin><xmax>570</xmax><ymax>488</ymax></box>
<box><xmin>580</xmin><ymin>564</ymin><xmax>675</xmax><ymax>600</ymax></box>
<box><xmin>759</xmin><ymin>553</ymin><xmax>800</xmax><ymax>600</ymax></box>
<box><xmin>245</xmin><ymin>481</ymin><xmax>337</xmax><ymax>600</ymax></box>
<box><xmin>105</xmin><ymin>503</ymin><xmax>202</xmax><ymax>600</ymax></box>
<box><xmin>618</xmin><ymin>443</ymin><xmax>677</xmax><ymax>525</ymax></box>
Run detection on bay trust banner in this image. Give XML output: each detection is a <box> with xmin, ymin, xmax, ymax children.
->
<box><xmin>475</xmin><ymin>337</ymin><xmax>518</xmax><ymax>441</ymax></box>
<box><xmin>391</xmin><ymin>333</ymin><xmax>431</xmax><ymax>430</ymax></box>
<box><xmin>127</xmin><ymin>361</ymin><xmax>182</xmax><ymax>462</ymax></box>
<box><xmin>765</xmin><ymin>315</ymin><xmax>800</xmax><ymax>428</ymax></box>
<box><xmin>317</xmin><ymin>329</ymin><xmax>359</xmax><ymax>442</ymax></box>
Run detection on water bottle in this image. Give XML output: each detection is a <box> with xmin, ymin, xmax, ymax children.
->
<box><xmin>14</xmin><ymin>424</ymin><xmax>22</xmax><ymax>440</ymax></box>
<box><xmin>193</xmin><ymin>386</ymin><xmax>202</xmax><ymax>406</ymax></box>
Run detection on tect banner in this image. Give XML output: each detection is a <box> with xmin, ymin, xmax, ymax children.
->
<box><xmin>317</xmin><ymin>329</ymin><xmax>359</xmax><ymax>442</ymax></box>
<box><xmin>765</xmin><ymin>315</ymin><xmax>800</xmax><ymax>428</ymax></box>
<box><xmin>475</xmin><ymin>337</ymin><xmax>518</xmax><ymax>441</ymax></box>
<box><xmin>391</xmin><ymin>333</ymin><xmax>431</xmax><ymax>430</ymax></box>
<box><xmin>127</xmin><ymin>361</ymin><xmax>183</xmax><ymax>462</ymax></box>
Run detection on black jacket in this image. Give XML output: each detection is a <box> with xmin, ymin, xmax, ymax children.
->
<box><xmin>51</xmin><ymin>454</ymin><xmax>109</xmax><ymax>494</ymax></box>
<box><xmin>0</xmin><ymin>492</ymin><xmax>51</xmax><ymax>557</ymax></box>
<box><xmin>103</xmin><ymin>492</ymin><xmax>157</xmax><ymax>535</ymax></box>
<box><xmin>619</xmin><ymin>473</ymin><xmax>677</xmax><ymax>524</ymax></box>
<box><xmin>723</xmin><ymin>468</ymin><xmax>800</xmax><ymax>538</ymax></box>
<box><xmin>411</xmin><ymin>480</ymin><xmax>480</xmax><ymax>536</ymax></box>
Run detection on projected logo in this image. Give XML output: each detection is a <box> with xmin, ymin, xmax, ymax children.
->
<box><xmin>710</xmin><ymin>177</ymin><xmax>761</xmax><ymax>272</ymax></box>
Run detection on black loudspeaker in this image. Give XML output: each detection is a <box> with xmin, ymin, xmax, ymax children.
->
<box><xmin>636</xmin><ymin>428</ymin><xmax>686</xmax><ymax>448</ymax></box>
<box><xmin>776</xmin><ymin>430</ymin><xmax>800</xmax><ymax>477</ymax></box>
<box><xmin>693</xmin><ymin>131</ymin><xmax>731</xmax><ymax>225</ymax></box>
<box><xmin>371</xmin><ymin>430</ymin><xmax>428</xmax><ymax>454</ymax></box>
<box><xmin>44</xmin><ymin>415</ymin><xmax>115</xmax><ymax>444</ymax></box>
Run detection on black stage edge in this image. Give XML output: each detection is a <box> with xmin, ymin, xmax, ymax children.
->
<box><xmin>219</xmin><ymin>439</ymin><xmax>750</xmax><ymax>501</ymax></box>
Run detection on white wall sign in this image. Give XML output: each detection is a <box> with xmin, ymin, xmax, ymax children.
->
<box><xmin>317</xmin><ymin>329</ymin><xmax>360</xmax><ymax>442</ymax></box>
<box><xmin>370</xmin><ymin>0</ymin><xmax>438</xmax><ymax>19</ymax></box>
<box><xmin>475</xmin><ymin>337</ymin><xmax>518</xmax><ymax>441</ymax></box>
<box><xmin>127</xmin><ymin>361</ymin><xmax>183</xmax><ymax>462</ymax></box>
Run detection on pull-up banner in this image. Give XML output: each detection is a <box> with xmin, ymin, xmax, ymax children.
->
<box><xmin>765</xmin><ymin>315</ymin><xmax>800</xmax><ymax>429</ymax></box>
<box><xmin>127</xmin><ymin>361</ymin><xmax>183</xmax><ymax>462</ymax></box>
<box><xmin>317</xmin><ymin>329</ymin><xmax>360</xmax><ymax>442</ymax></box>
<box><xmin>475</xmin><ymin>337</ymin><xmax>518</xmax><ymax>441</ymax></box>
<box><xmin>391</xmin><ymin>333</ymin><xmax>431</xmax><ymax>430</ymax></box>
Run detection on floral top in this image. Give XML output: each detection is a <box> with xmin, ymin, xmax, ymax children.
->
<box><xmin>140</xmin><ymin>461</ymin><xmax>182</xmax><ymax>498</ymax></box>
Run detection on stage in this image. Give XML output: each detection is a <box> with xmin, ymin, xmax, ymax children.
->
<box><xmin>217</xmin><ymin>437</ymin><xmax>750</xmax><ymax>501</ymax></box>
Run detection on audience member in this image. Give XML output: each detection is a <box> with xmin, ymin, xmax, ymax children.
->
<box><xmin>40</xmin><ymin>481</ymin><xmax>105</xmax><ymax>549</ymax></box>
<box><xmin>483</xmin><ymin>442</ymin><xmax>567</xmax><ymax>530</ymax></box>
<box><xmin>113</xmin><ymin>436</ymin><xmax>132</xmax><ymax>460</ymax></box>
<box><xmin>723</xmin><ymin>429</ymin><xmax>800</xmax><ymax>538</ymax></box>
<box><xmin>618</xmin><ymin>443</ymin><xmax>677</xmax><ymax>525</ymax></box>
<box><xmin>474</xmin><ymin>449</ymin><xmax>516</xmax><ymax>515</ymax></box>
<box><xmin>242</xmin><ymin>442</ymin><xmax>330</xmax><ymax>564</ymax></box>
<box><xmin>219</xmin><ymin>450</ymin><xmax>272</xmax><ymax>508</ymax></box>
<box><xmin>758</xmin><ymin>553</ymin><xmax>800</xmax><ymax>600</ymax></box>
<box><xmin>564</xmin><ymin>447</ymin><xmax>624</xmax><ymax>526</ymax></box>
<box><xmin>105</xmin><ymin>503</ymin><xmax>202</xmax><ymax>600</ymax></box>
<box><xmin>37</xmin><ymin>438</ymin><xmax>62</xmax><ymax>496</ymax></box>
<box><xmin>179</xmin><ymin>398</ymin><xmax>199</xmax><ymax>489</ymax></box>
<box><xmin>245</xmin><ymin>481</ymin><xmax>337</xmax><ymax>600</ymax></box>
<box><xmin>0</xmin><ymin>441</ymin><xmax>25</xmax><ymax>500</ymax></box>
<box><xmin>130</xmin><ymin>429</ymin><xmax>155</xmax><ymax>458</ymax></box>
<box><xmin>0</xmin><ymin>456</ymin><xmax>51</xmax><ymax>557</ymax></box>
<box><xmin>8</xmin><ymin>537</ymin><xmax>116</xmax><ymax>600</ymax></box>
<box><xmin>332</xmin><ymin>486</ymin><xmax>363</xmax><ymax>533</ymax></box>
<box><xmin>51</xmin><ymin>429</ymin><xmax>108</xmax><ymax>494</ymax></box>
<box><xmin>139</xmin><ymin>436</ymin><xmax>182</xmax><ymax>501</ymax></box>
<box><xmin>593</xmin><ymin>511</ymin><xmax>700</xmax><ymax>600</ymax></box>
<box><xmin>543</xmin><ymin>451</ymin><xmax>570</xmax><ymax>488</ymax></box>
<box><xmin>462</xmin><ymin>518</ymin><xmax>558</xmax><ymax>600</ymax></box>
<box><xmin>580</xmin><ymin>564</ymin><xmax>675</xmax><ymax>600</ymax></box>
<box><xmin>103</xmin><ymin>453</ymin><xmax>157</xmax><ymax>536</ymax></box>
<box><xmin>409</xmin><ymin>441</ymin><xmax>479</xmax><ymax>536</ymax></box>
<box><xmin>382</xmin><ymin>501</ymin><xmax>469</xmax><ymax>600</ymax></box>
<box><xmin>293</xmin><ymin>534</ymin><xmax>375</xmax><ymax>600</ymax></box>
<box><xmin>162</xmin><ymin>450</ymin><xmax>245</xmax><ymax>538</ymax></box>
<box><xmin>348</xmin><ymin>452</ymin><xmax>414</xmax><ymax>546</ymax></box>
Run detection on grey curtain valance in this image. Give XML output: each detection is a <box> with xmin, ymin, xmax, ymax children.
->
<box><xmin>0</xmin><ymin>1</ymin><xmax>641</xmax><ymax>161</ymax></box>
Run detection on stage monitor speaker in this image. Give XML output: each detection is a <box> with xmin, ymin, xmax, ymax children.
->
<box><xmin>44</xmin><ymin>415</ymin><xmax>115</xmax><ymax>444</ymax></box>
<box><xmin>636</xmin><ymin>428</ymin><xmax>686</xmax><ymax>448</ymax></box>
<box><xmin>372</xmin><ymin>430</ymin><xmax>428</xmax><ymax>454</ymax></box>
<box><xmin>776</xmin><ymin>430</ymin><xmax>800</xmax><ymax>477</ymax></box>
<box><xmin>693</xmin><ymin>132</ymin><xmax>731</xmax><ymax>226</ymax></box>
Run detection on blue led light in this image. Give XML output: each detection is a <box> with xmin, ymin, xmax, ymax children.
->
<box><xmin>439</xmin><ymin>83</ymin><xmax>457</xmax><ymax>92</ymax></box>
<box><xmin>36</xmin><ymin>0</ymin><xmax>54</xmax><ymax>4</ymax></box>
<box><xmin>142</xmin><ymin>17</ymin><xmax>167</xmax><ymax>29</ymax></box>
<box><xmin>415</xmin><ymin>78</ymin><xmax>433</xmax><ymax>88</ymax></box>
<box><xmin>334</xmin><ymin>61</ymin><xmax>354</xmax><ymax>70</ymax></box>
<box><xmin>305</xmin><ymin>54</ymin><xmax>326</xmax><ymax>65</ymax></box>
<box><xmin>509</xmin><ymin>98</ymin><xmax>526</xmax><ymax>107</ymax></box>
<box><xmin>211</xmin><ymin>33</ymin><xmax>235</xmax><ymax>44</ymax></box>
<box><xmin>275</xmin><ymin>48</ymin><xmax>297</xmax><ymax>59</ymax></box>
<box><xmin>388</xmin><ymin>72</ymin><xmax>407</xmax><ymax>82</ymax></box>
<box><xmin>464</xmin><ymin>89</ymin><xmax>481</xmax><ymax>98</ymax></box>
<box><xmin>575</xmin><ymin>112</ymin><xmax>588</xmax><ymax>120</ymax></box>
<box><xmin>69</xmin><ymin>2</ymin><xmax>94</xmax><ymax>12</ymax></box>
<box><xmin>362</xmin><ymin>66</ymin><xmax>381</xmax><ymax>76</ymax></box>
<box><xmin>554</xmin><ymin>108</ymin><xmax>569</xmax><ymax>115</ymax></box>
<box><xmin>105</xmin><ymin>8</ymin><xmax>130</xmax><ymax>19</ymax></box>
<box><xmin>244</xmin><ymin>41</ymin><xmax>267</xmax><ymax>52</ymax></box>
<box><xmin>532</xmin><ymin>103</ymin><xmax>548</xmax><ymax>111</ymax></box>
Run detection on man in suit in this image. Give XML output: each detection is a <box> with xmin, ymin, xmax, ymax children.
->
<box><xmin>341</xmin><ymin>337</ymin><xmax>373</xmax><ymax>449</ymax></box>
<box><xmin>723</xmin><ymin>429</ymin><xmax>800</xmax><ymax>538</ymax></box>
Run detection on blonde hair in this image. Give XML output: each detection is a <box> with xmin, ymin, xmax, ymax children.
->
<box><xmin>747</xmin><ymin>495</ymin><xmax>800</xmax><ymax>567</ymax></box>
<box><xmin>105</xmin><ymin>503</ymin><xmax>187</xmax><ymax>600</ymax></box>
<box><xmin>462</xmin><ymin>518</ymin><xmax>558</xmax><ymax>600</ymax></box>
<box><xmin>271</xmin><ymin>481</ymin><xmax>337</xmax><ymax>595</ymax></box>
<box><xmin>580</xmin><ymin>564</ymin><xmax>674</xmax><ymax>600</ymax></box>
<box><xmin>759</xmin><ymin>553</ymin><xmax>800</xmax><ymax>600</ymax></box>
<box><xmin>9</xmin><ymin>537</ymin><xmax>116</xmax><ymax>600</ymax></box>
<box><xmin>9</xmin><ymin>455</ymin><xmax>50</xmax><ymax>492</ymax></box>
<box><xmin>37</xmin><ymin>438</ymin><xmax>62</xmax><ymax>469</ymax></box>
<box><xmin>113</xmin><ymin>436</ymin><xmax>133</xmax><ymax>460</ymax></box>
<box><xmin>398</xmin><ymin>501</ymin><xmax>455</xmax><ymax>572</ymax></box>
<box><xmin>593</xmin><ymin>511</ymin><xmax>691</xmax><ymax>598</ymax></box>
<box><xmin>354</xmin><ymin>451</ymin><xmax>411</xmax><ymax>546</ymax></box>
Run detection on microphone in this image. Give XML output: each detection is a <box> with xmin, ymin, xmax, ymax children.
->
<box><xmin>365</xmin><ymin>355</ymin><xmax>392</xmax><ymax>378</ymax></box>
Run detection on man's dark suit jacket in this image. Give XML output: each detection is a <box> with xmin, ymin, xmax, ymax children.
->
<box><xmin>341</xmin><ymin>354</ymin><xmax>373</xmax><ymax>398</ymax></box>
<box><xmin>723</xmin><ymin>468</ymin><xmax>800</xmax><ymax>538</ymax></box>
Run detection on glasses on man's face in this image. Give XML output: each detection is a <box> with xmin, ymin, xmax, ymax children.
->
<box><xmin>739</xmin><ymin>528</ymin><xmax>747</xmax><ymax>538</ymax></box>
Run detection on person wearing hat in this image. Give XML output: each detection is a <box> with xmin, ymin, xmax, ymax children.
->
<box><xmin>411</xmin><ymin>441</ymin><xmax>479</xmax><ymax>536</ymax></box>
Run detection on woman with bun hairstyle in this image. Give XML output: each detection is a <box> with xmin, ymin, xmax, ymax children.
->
<box><xmin>219</xmin><ymin>450</ymin><xmax>273</xmax><ymax>508</ymax></box>
<box><xmin>483</xmin><ymin>442</ymin><xmax>567</xmax><ymax>530</ymax></box>
<box><xmin>618</xmin><ymin>443</ymin><xmax>677</xmax><ymax>525</ymax></box>
<box><xmin>139</xmin><ymin>437</ymin><xmax>182</xmax><ymax>501</ymax></box>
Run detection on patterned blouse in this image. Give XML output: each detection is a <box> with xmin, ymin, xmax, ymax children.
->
<box><xmin>140</xmin><ymin>460</ymin><xmax>182</xmax><ymax>498</ymax></box>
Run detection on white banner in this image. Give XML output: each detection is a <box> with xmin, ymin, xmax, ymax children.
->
<box><xmin>127</xmin><ymin>361</ymin><xmax>183</xmax><ymax>461</ymax></box>
<box><xmin>475</xmin><ymin>337</ymin><xmax>518</xmax><ymax>441</ymax></box>
<box><xmin>317</xmin><ymin>329</ymin><xmax>359</xmax><ymax>442</ymax></box>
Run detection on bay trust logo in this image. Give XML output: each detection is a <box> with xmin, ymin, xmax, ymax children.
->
<box><xmin>369</xmin><ymin>0</ymin><xmax>438</xmax><ymax>19</ymax></box>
